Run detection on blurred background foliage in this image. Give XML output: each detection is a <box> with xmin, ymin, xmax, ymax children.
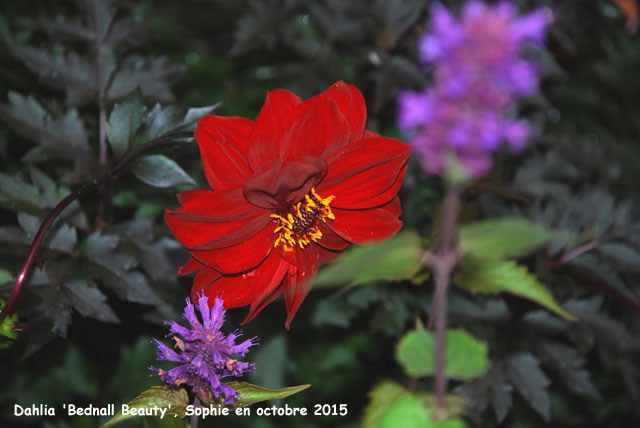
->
<box><xmin>1</xmin><ymin>0</ymin><xmax>640</xmax><ymax>427</ymax></box>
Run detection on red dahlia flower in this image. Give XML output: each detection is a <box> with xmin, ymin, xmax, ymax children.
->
<box><xmin>166</xmin><ymin>82</ymin><xmax>412</xmax><ymax>329</ymax></box>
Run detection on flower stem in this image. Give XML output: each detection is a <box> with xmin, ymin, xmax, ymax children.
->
<box><xmin>0</xmin><ymin>131</ymin><xmax>194</xmax><ymax>322</ymax></box>
<box><xmin>191</xmin><ymin>396</ymin><xmax>200</xmax><ymax>428</ymax></box>
<box><xmin>428</xmin><ymin>186</ymin><xmax>460</xmax><ymax>416</ymax></box>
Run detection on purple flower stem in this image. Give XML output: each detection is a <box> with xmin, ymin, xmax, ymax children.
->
<box><xmin>0</xmin><ymin>131</ymin><xmax>194</xmax><ymax>323</ymax></box>
<box><xmin>427</xmin><ymin>186</ymin><xmax>461</xmax><ymax>416</ymax></box>
<box><xmin>191</xmin><ymin>396</ymin><xmax>200</xmax><ymax>428</ymax></box>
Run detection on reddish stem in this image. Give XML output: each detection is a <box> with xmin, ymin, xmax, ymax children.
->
<box><xmin>0</xmin><ymin>131</ymin><xmax>194</xmax><ymax>322</ymax></box>
<box><xmin>549</xmin><ymin>240</ymin><xmax>599</xmax><ymax>266</ymax></box>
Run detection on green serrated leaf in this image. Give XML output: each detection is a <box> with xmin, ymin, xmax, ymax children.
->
<box><xmin>363</xmin><ymin>381</ymin><xmax>408</xmax><ymax>428</ymax></box>
<box><xmin>315</xmin><ymin>231</ymin><xmax>421</xmax><ymax>288</ymax></box>
<box><xmin>216</xmin><ymin>382</ymin><xmax>310</xmax><ymax>408</ymax></box>
<box><xmin>100</xmin><ymin>387</ymin><xmax>189</xmax><ymax>428</ymax></box>
<box><xmin>455</xmin><ymin>260</ymin><xmax>577</xmax><ymax>321</ymax></box>
<box><xmin>132</xmin><ymin>155</ymin><xmax>195</xmax><ymax>188</ymax></box>
<box><xmin>106</xmin><ymin>92</ymin><xmax>145</xmax><ymax>158</ymax></box>
<box><xmin>458</xmin><ymin>217</ymin><xmax>553</xmax><ymax>261</ymax></box>
<box><xmin>379</xmin><ymin>394</ymin><xmax>432</xmax><ymax>428</ymax></box>
<box><xmin>396</xmin><ymin>329</ymin><xmax>488</xmax><ymax>380</ymax></box>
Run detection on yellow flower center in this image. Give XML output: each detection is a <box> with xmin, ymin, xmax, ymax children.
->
<box><xmin>270</xmin><ymin>187</ymin><xmax>335</xmax><ymax>251</ymax></box>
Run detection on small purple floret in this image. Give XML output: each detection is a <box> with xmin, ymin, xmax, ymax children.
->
<box><xmin>398</xmin><ymin>1</ymin><xmax>550</xmax><ymax>178</ymax></box>
<box><xmin>151</xmin><ymin>294</ymin><xmax>257</xmax><ymax>404</ymax></box>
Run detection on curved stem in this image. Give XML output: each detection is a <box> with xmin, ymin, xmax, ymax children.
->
<box><xmin>0</xmin><ymin>131</ymin><xmax>194</xmax><ymax>322</ymax></box>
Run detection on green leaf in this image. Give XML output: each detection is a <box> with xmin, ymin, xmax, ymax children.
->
<box><xmin>0</xmin><ymin>172</ymin><xmax>44</xmax><ymax>213</ymax></box>
<box><xmin>396</xmin><ymin>329</ymin><xmax>488</xmax><ymax>380</ymax></box>
<box><xmin>311</xmin><ymin>298</ymin><xmax>357</xmax><ymax>328</ymax></box>
<box><xmin>54</xmin><ymin>346</ymin><xmax>99</xmax><ymax>397</ymax></box>
<box><xmin>212</xmin><ymin>382</ymin><xmax>310</xmax><ymax>407</ymax></box>
<box><xmin>143</xmin><ymin>416</ymin><xmax>190</xmax><ymax>428</ymax></box>
<box><xmin>249</xmin><ymin>334</ymin><xmax>288</xmax><ymax>391</ymax></box>
<box><xmin>0</xmin><ymin>297</ymin><xmax>18</xmax><ymax>342</ymax></box>
<box><xmin>363</xmin><ymin>381</ymin><xmax>408</xmax><ymax>428</ymax></box>
<box><xmin>106</xmin><ymin>92</ymin><xmax>145</xmax><ymax>158</ymax></box>
<box><xmin>132</xmin><ymin>154</ymin><xmax>195</xmax><ymax>188</ymax></box>
<box><xmin>0</xmin><ymin>268</ymin><xmax>12</xmax><ymax>285</ymax></box>
<box><xmin>444</xmin><ymin>330</ymin><xmax>489</xmax><ymax>380</ymax></box>
<box><xmin>458</xmin><ymin>217</ymin><xmax>553</xmax><ymax>261</ymax></box>
<box><xmin>455</xmin><ymin>260</ymin><xmax>577</xmax><ymax>321</ymax></box>
<box><xmin>434</xmin><ymin>418</ymin><xmax>468</xmax><ymax>428</ymax></box>
<box><xmin>396</xmin><ymin>329</ymin><xmax>434</xmax><ymax>378</ymax></box>
<box><xmin>315</xmin><ymin>231</ymin><xmax>422</xmax><ymax>288</ymax></box>
<box><xmin>100</xmin><ymin>386</ymin><xmax>189</xmax><ymax>428</ymax></box>
<box><xmin>107</xmin><ymin>336</ymin><xmax>158</xmax><ymax>398</ymax></box>
<box><xmin>379</xmin><ymin>395</ymin><xmax>431</xmax><ymax>428</ymax></box>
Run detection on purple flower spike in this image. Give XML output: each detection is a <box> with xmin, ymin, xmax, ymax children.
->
<box><xmin>398</xmin><ymin>1</ymin><xmax>550</xmax><ymax>178</ymax></box>
<box><xmin>151</xmin><ymin>293</ymin><xmax>257</xmax><ymax>404</ymax></box>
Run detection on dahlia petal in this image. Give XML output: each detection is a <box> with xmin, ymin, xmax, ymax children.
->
<box><xmin>247</xmin><ymin>89</ymin><xmax>303</xmax><ymax>169</ymax></box>
<box><xmin>196</xmin><ymin>116</ymin><xmax>253</xmax><ymax>190</ymax></box>
<box><xmin>191</xmin><ymin>266</ymin><xmax>222</xmax><ymax>296</ymax></box>
<box><xmin>241</xmin><ymin>256</ymin><xmax>290</xmax><ymax>325</ymax></box>
<box><xmin>284</xmin><ymin>246</ymin><xmax>319</xmax><ymax>330</ymax></box>
<box><xmin>193</xmin><ymin>250</ymin><xmax>288</xmax><ymax>310</ymax></box>
<box><xmin>319</xmin><ymin>137</ymin><xmax>411</xmax><ymax>209</ymax></box>
<box><xmin>317</xmin><ymin>245</ymin><xmax>343</xmax><ymax>266</ymax></box>
<box><xmin>191</xmin><ymin>223</ymin><xmax>275</xmax><ymax>274</ymax></box>
<box><xmin>170</xmin><ymin>189</ymin><xmax>263</xmax><ymax>223</ymax></box>
<box><xmin>328</xmin><ymin>196</ymin><xmax>403</xmax><ymax>245</ymax></box>
<box><xmin>243</xmin><ymin>156</ymin><xmax>327</xmax><ymax>209</ymax></box>
<box><xmin>178</xmin><ymin>257</ymin><xmax>204</xmax><ymax>275</ymax></box>
<box><xmin>322</xmin><ymin>81</ymin><xmax>367</xmax><ymax>142</ymax></box>
<box><xmin>176</xmin><ymin>189</ymin><xmax>209</xmax><ymax>205</ymax></box>
<box><xmin>166</xmin><ymin>190</ymin><xmax>271</xmax><ymax>250</ymax></box>
<box><xmin>363</xmin><ymin>130</ymin><xmax>381</xmax><ymax>139</ymax></box>
<box><xmin>316</xmin><ymin>223</ymin><xmax>350</xmax><ymax>251</ymax></box>
<box><xmin>281</xmin><ymin>94</ymin><xmax>351</xmax><ymax>159</ymax></box>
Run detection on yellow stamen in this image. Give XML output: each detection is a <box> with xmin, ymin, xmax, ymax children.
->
<box><xmin>270</xmin><ymin>187</ymin><xmax>335</xmax><ymax>251</ymax></box>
